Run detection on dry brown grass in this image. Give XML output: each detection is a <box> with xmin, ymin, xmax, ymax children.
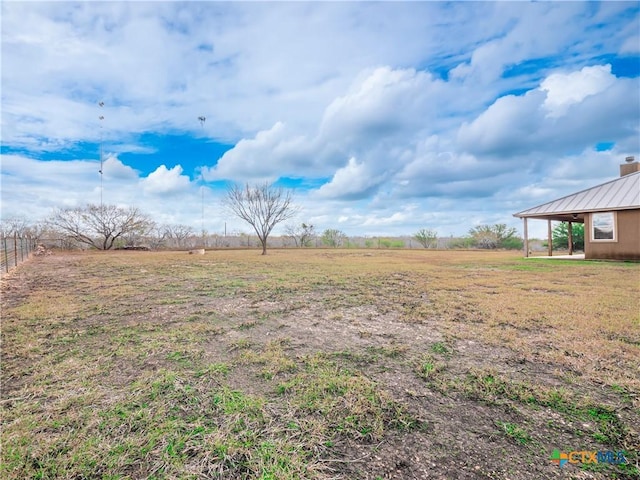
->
<box><xmin>1</xmin><ymin>249</ymin><xmax>638</xmax><ymax>479</ymax></box>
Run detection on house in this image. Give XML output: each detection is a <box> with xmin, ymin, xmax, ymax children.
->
<box><xmin>514</xmin><ymin>157</ymin><xmax>640</xmax><ymax>260</ymax></box>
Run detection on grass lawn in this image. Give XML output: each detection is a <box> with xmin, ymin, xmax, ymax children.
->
<box><xmin>1</xmin><ymin>249</ymin><xmax>638</xmax><ymax>479</ymax></box>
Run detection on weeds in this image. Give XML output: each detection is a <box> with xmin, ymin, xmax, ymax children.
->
<box><xmin>430</xmin><ymin>341</ymin><xmax>451</xmax><ymax>356</ymax></box>
<box><xmin>228</xmin><ymin>338</ymin><xmax>253</xmax><ymax>351</ymax></box>
<box><xmin>365</xmin><ymin>344</ymin><xmax>408</xmax><ymax>359</ymax></box>
<box><xmin>237</xmin><ymin>340</ymin><xmax>297</xmax><ymax>380</ymax></box>
<box><xmin>195</xmin><ymin>362</ymin><xmax>231</xmax><ymax>378</ymax></box>
<box><xmin>277</xmin><ymin>354</ymin><xmax>423</xmax><ymax>441</ymax></box>
<box><xmin>414</xmin><ymin>354</ymin><xmax>446</xmax><ymax>382</ymax></box>
<box><xmin>452</xmin><ymin>369</ymin><xmax>631</xmax><ymax>450</ymax></box>
<box><xmin>497</xmin><ymin>421</ymin><xmax>532</xmax><ymax>445</ymax></box>
<box><xmin>237</xmin><ymin>320</ymin><xmax>261</xmax><ymax>330</ymax></box>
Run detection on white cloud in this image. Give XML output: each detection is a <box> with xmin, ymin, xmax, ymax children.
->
<box><xmin>314</xmin><ymin>157</ymin><xmax>382</xmax><ymax>200</ymax></box>
<box><xmin>541</xmin><ymin>65</ymin><xmax>616</xmax><ymax>118</ymax></box>
<box><xmin>0</xmin><ymin>2</ymin><xmax>469</xmax><ymax>147</ymax></box>
<box><xmin>202</xmin><ymin>122</ymin><xmax>315</xmax><ymax>182</ymax></box>
<box><xmin>204</xmin><ymin>66</ymin><xmax>447</xmax><ymax>197</ymax></box>
<box><xmin>449</xmin><ymin>2</ymin><xmax>590</xmax><ymax>84</ymax></box>
<box><xmin>457</xmin><ymin>90</ymin><xmax>545</xmax><ymax>155</ymax></box>
<box><xmin>458</xmin><ymin>66</ymin><xmax>639</xmax><ymax>158</ymax></box>
<box><xmin>102</xmin><ymin>155</ymin><xmax>139</xmax><ymax>180</ymax></box>
<box><xmin>1</xmin><ymin>154</ymin><xmax>103</xmax><ymax>220</ymax></box>
<box><xmin>141</xmin><ymin>165</ymin><xmax>192</xmax><ymax>195</ymax></box>
<box><xmin>0</xmin><ymin>153</ymin><xmax>233</xmax><ymax>234</ymax></box>
<box><xmin>361</xmin><ymin>208</ymin><xmax>417</xmax><ymax>227</ymax></box>
<box><xmin>319</xmin><ymin>67</ymin><xmax>439</xmax><ymax>140</ymax></box>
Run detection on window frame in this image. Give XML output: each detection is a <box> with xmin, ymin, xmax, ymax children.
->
<box><xmin>590</xmin><ymin>211</ymin><xmax>617</xmax><ymax>242</ymax></box>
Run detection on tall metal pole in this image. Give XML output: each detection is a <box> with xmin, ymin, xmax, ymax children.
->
<box><xmin>99</xmin><ymin>101</ymin><xmax>105</xmax><ymax>209</ymax></box>
<box><xmin>201</xmin><ymin>186</ymin><xmax>205</xmax><ymax>247</ymax></box>
<box><xmin>198</xmin><ymin>116</ymin><xmax>206</xmax><ymax>247</ymax></box>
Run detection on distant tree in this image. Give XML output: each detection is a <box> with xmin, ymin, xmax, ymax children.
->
<box><xmin>379</xmin><ymin>238</ymin><xmax>405</xmax><ymax>248</ymax></box>
<box><xmin>285</xmin><ymin>222</ymin><xmax>316</xmax><ymax>247</ymax></box>
<box><xmin>468</xmin><ymin>224</ymin><xmax>520</xmax><ymax>249</ymax></box>
<box><xmin>449</xmin><ymin>236</ymin><xmax>475</xmax><ymax>249</ymax></box>
<box><xmin>164</xmin><ymin>224</ymin><xmax>194</xmax><ymax>248</ymax></box>
<box><xmin>0</xmin><ymin>217</ymin><xmax>31</xmax><ymax>237</ymax></box>
<box><xmin>321</xmin><ymin>229</ymin><xmax>347</xmax><ymax>248</ymax></box>
<box><xmin>208</xmin><ymin>233</ymin><xmax>228</xmax><ymax>248</ymax></box>
<box><xmin>24</xmin><ymin>222</ymin><xmax>47</xmax><ymax>240</ymax></box>
<box><xmin>238</xmin><ymin>232</ymin><xmax>255</xmax><ymax>248</ymax></box>
<box><xmin>48</xmin><ymin>204</ymin><xmax>153</xmax><ymax>250</ymax></box>
<box><xmin>552</xmin><ymin>222</ymin><xmax>584</xmax><ymax>251</ymax></box>
<box><xmin>121</xmin><ymin>219</ymin><xmax>157</xmax><ymax>248</ymax></box>
<box><xmin>468</xmin><ymin>225</ymin><xmax>499</xmax><ymax>249</ymax></box>
<box><xmin>146</xmin><ymin>225</ymin><xmax>168</xmax><ymax>250</ymax></box>
<box><xmin>414</xmin><ymin>228</ymin><xmax>438</xmax><ymax>248</ymax></box>
<box><xmin>499</xmin><ymin>236</ymin><xmax>524</xmax><ymax>250</ymax></box>
<box><xmin>223</xmin><ymin>182</ymin><xmax>298</xmax><ymax>255</ymax></box>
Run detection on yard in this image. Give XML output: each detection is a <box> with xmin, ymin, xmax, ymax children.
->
<box><xmin>1</xmin><ymin>249</ymin><xmax>638</xmax><ymax>479</ymax></box>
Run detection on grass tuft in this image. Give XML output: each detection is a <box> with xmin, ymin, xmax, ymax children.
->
<box><xmin>277</xmin><ymin>355</ymin><xmax>422</xmax><ymax>441</ymax></box>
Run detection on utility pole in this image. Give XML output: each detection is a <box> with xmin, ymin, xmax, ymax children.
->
<box><xmin>201</xmin><ymin>186</ymin><xmax>205</xmax><ymax>247</ymax></box>
<box><xmin>98</xmin><ymin>101</ymin><xmax>105</xmax><ymax>209</ymax></box>
<box><xmin>198</xmin><ymin>115</ymin><xmax>207</xmax><ymax>247</ymax></box>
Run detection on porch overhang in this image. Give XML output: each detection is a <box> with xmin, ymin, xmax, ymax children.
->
<box><xmin>512</xmin><ymin>213</ymin><xmax>586</xmax><ymax>258</ymax></box>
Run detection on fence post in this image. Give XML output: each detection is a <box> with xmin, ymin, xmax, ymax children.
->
<box><xmin>3</xmin><ymin>236</ymin><xmax>7</xmax><ymax>273</ymax></box>
<box><xmin>13</xmin><ymin>232</ymin><xmax>18</xmax><ymax>269</ymax></box>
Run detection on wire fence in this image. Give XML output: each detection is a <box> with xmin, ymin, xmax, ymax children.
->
<box><xmin>1</xmin><ymin>235</ymin><xmax>38</xmax><ymax>277</ymax></box>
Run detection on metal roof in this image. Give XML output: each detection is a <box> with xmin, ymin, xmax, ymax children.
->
<box><xmin>514</xmin><ymin>171</ymin><xmax>640</xmax><ymax>219</ymax></box>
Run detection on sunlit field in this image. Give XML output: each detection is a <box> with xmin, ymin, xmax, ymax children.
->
<box><xmin>2</xmin><ymin>249</ymin><xmax>638</xmax><ymax>479</ymax></box>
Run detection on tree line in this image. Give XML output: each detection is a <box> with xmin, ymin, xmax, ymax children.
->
<box><xmin>4</xmin><ymin>182</ymin><xmax>583</xmax><ymax>254</ymax></box>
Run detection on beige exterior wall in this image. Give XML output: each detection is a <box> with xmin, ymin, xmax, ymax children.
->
<box><xmin>585</xmin><ymin>209</ymin><xmax>640</xmax><ymax>260</ymax></box>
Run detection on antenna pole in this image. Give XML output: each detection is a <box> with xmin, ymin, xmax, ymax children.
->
<box><xmin>197</xmin><ymin>115</ymin><xmax>207</xmax><ymax>247</ymax></box>
<box><xmin>201</xmin><ymin>187</ymin><xmax>205</xmax><ymax>246</ymax></box>
<box><xmin>98</xmin><ymin>101</ymin><xmax>105</xmax><ymax>209</ymax></box>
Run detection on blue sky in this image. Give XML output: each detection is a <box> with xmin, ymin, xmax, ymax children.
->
<box><xmin>1</xmin><ymin>1</ymin><xmax>639</xmax><ymax>238</ymax></box>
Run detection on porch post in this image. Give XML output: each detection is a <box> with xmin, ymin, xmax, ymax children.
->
<box><xmin>568</xmin><ymin>221</ymin><xmax>573</xmax><ymax>256</ymax></box>
<box><xmin>547</xmin><ymin>220</ymin><xmax>553</xmax><ymax>257</ymax></box>
<box><xmin>523</xmin><ymin>218</ymin><xmax>529</xmax><ymax>258</ymax></box>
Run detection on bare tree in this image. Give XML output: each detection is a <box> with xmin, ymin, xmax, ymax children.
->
<box><xmin>122</xmin><ymin>219</ymin><xmax>157</xmax><ymax>248</ymax></box>
<box><xmin>223</xmin><ymin>183</ymin><xmax>298</xmax><ymax>255</ymax></box>
<box><xmin>24</xmin><ymin>222</ymin><xmax>47</xmax><ymax>241</ymax></box>
<box><xmin>285</xmin><ymin>222</ymin><xmax>316</xmax><ymax>247</ymax></box>
<box><xmin>146</xmin><ymin>224</ymin><xmax>169</xmax><ymax>250</ymax></box>
<box><xmin>0</xmin><ymin>217</ymin><xmax>31</xmax><ymax>237</ymax></box>
<box><xmin>164</xmin><ymin>224</ymin><xmax>194</xmax><ymax>248</ymax></box>
<box><xmin>48</xmin><ymin>204</ymin><xmax>153</xmax><ymax>250</ymax></box>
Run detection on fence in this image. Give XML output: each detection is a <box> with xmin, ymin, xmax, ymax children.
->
<box><xmin>1</xmin><ymin>235</ymin><xmax>38</xmax><ymax>276</ymax></box>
